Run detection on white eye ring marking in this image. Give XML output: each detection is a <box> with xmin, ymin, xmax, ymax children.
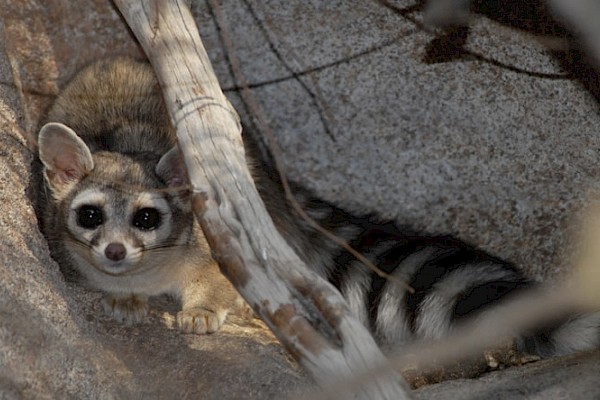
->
<box><xmin>71</xmin><ymin>188</ymin><xmax>107</xmax><ymax>211</ymax></box>
<box><xmin>132</xmin><ymin>192</ymin><xmax>171</xmax><ymax>219</ymax></box>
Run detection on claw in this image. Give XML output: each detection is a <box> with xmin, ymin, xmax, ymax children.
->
<box><xmin>101</xmin><ymin>294</ymin><xmax>149</xmax><ymax>325</ymax></box>
<box><xmin>176</xmin><ymin>307</ymin><xmax>225</xmax><ymax>334</ymax></box>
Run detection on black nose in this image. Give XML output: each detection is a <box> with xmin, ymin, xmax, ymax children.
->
<box><xmin>105</xmin><ymin>242</ymin><xmax>127</xmax><ymax>261</ymax></box>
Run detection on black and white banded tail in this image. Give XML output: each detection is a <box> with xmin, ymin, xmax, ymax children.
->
<box><xmin>264</xmin><ymin>191</ymin><xmax>600</xmax><ymax>357</ymax></box>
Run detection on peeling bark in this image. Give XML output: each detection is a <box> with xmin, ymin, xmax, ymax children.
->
<box><xmin>112</xmin><ymin>0</ymin><xmax>410</xmax><ymax>398</ymax></box>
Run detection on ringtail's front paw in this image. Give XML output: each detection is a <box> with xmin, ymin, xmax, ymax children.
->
<box><xmin>177</xmin><ymin>307</ymin><xmax>227</xmax><ymax>334</ymax></box>
<box><xmin>101</xmin><ymin>294</ymin><xmax>149</xmax><ymax>325</ymax></box>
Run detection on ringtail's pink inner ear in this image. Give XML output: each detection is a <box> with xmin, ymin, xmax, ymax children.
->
<box><xmin>38</xmin><ymin>122</ymin><xmax>93</xmax><ymax>199</ymax></box>
<box><xmin>156</xmin><ymin>145</ymin><xmax>189</xmax><ymax>188</ymax></box>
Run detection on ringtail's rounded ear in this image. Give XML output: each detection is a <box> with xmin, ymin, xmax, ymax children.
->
<box><xmin>156</xmin><ymin>145</ymin><xmax>189</xmax><ymax>188</ymax></box>
<box><xmin>38</xmin><ymin>122</ymin><xmax>93</xmax><ymax>200</ymax></box>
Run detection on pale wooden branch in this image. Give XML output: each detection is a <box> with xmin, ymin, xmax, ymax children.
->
<box><xmin>112</xmin><ymin>0</ymin><xmax>410</xmax><ymax>398</ymax></box>
<box><xmin>206</xmin><ymin>0</ymin><xmax>414</xmax><ymax>295</ymax></box>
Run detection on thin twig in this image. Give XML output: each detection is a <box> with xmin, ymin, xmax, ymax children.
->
<box><xmin>208</xmin><ymin>0</ymin><xmax>414</xmax><ymax>294</ymax></box>
<box><xmin>115</xmin><ymin>2</ymin><xmax>411</xmax><ymax>397</ymax></box>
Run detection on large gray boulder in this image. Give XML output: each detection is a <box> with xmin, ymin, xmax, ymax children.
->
<box><xmin>1</xmin><ymin>0</ymin><xmax>599</xmax><ymax>398</ymax></box>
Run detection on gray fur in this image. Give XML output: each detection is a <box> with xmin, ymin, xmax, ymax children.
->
<box><xmin>37</xmin><ymin>57</ymin><xmax>243</xmax><ymax>334</ymax></box>
<box><xmin>36</xmin><ymin>57</ymin><xmax>600</xmax><ymax>356</ymax></box>
<box><xmin>415</xmin><ymin>263</ymin><xmax>517</xmax><ymax>340</ymax></box>
<box><xmin>376</xmin><ymin>247</ymin><xmax>441</xmax><ymax>345</ymax></box>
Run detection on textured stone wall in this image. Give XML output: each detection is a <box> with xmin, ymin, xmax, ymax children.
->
<box><xmin>194</xmin><ymin>0</ymin><xmax>600</xmax><ymax>280</ymax></box>
<box><xmin>2</xmin><ymin>0</ymin><xmax>600</xmax><ymax>398</ymax></box>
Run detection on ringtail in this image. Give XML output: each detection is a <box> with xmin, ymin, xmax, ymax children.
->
<box><xmin>36</xmin><ymin>58</ymin><xmax>243</xmax><ymax>334</ymax></box>
<box><xmin>37</xmin><ymin>57</ymin><xmax>600</xmax><ymax>357</ymax></box>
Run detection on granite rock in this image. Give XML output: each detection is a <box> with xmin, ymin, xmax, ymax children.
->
<box><xmin>1</xmin><ymin>0</ymin><xmax>599</xmax><ymax>399</ymax></box>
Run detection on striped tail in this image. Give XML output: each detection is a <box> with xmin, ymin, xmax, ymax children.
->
<box><xmin>318</xmin><ymin>212</ymin><xmax>600</xmax><ymax>357</ymax></box>
<box><xmin>326</xmin><ymin>216</ymin><xmax>532</xmax><ymax>346</ymax></box>
<box><xmin>255</xmin><ymin>172</ymin><xmax>600</xmax><ymax>358</ymax></box>
<box><xmin>518</xmin><ymin>312</ymin><xmax>600</xmax><ymax>357</ymax></box>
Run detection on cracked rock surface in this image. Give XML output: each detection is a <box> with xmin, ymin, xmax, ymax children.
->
<box><xmin>1</xmin><ymin>0</ymin><xmax>599</xmax><ymax>399</ymax></box>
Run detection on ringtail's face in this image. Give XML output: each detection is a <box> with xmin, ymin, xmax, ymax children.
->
<box><xmin>38</xmin><ymin>122</ymin><xmax>191</xmax><ymax>277</ymax></box>
<box><xmin>65</xmin><ymin>184</ymin><xmax>185</xmax><ymax>276</ymax></box>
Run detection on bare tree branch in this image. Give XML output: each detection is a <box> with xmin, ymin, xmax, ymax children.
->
<box><xmin>207</xmin><ymin>0</ymin><xmax>414</xmax><ymax>295</ymax></box>
<box><xmin>112</xmin><ymin>1</ymin><xmax>600</xmax><ymax>398</ymax></box>
<box><xmin>111</xmin><ymin>0</ymin><xmax>410</xmax><ymax>398</ymax></box>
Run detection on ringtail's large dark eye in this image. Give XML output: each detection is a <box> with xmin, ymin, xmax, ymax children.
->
<box><xmin>77</xmin><ymin>205</ymin><xmax>104</xmax><ymax>229</ymax></box>
<box><xmin>132</xmin><ymin>208</ymin><xmax>161</xmax><ymax>231</ymax></box>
